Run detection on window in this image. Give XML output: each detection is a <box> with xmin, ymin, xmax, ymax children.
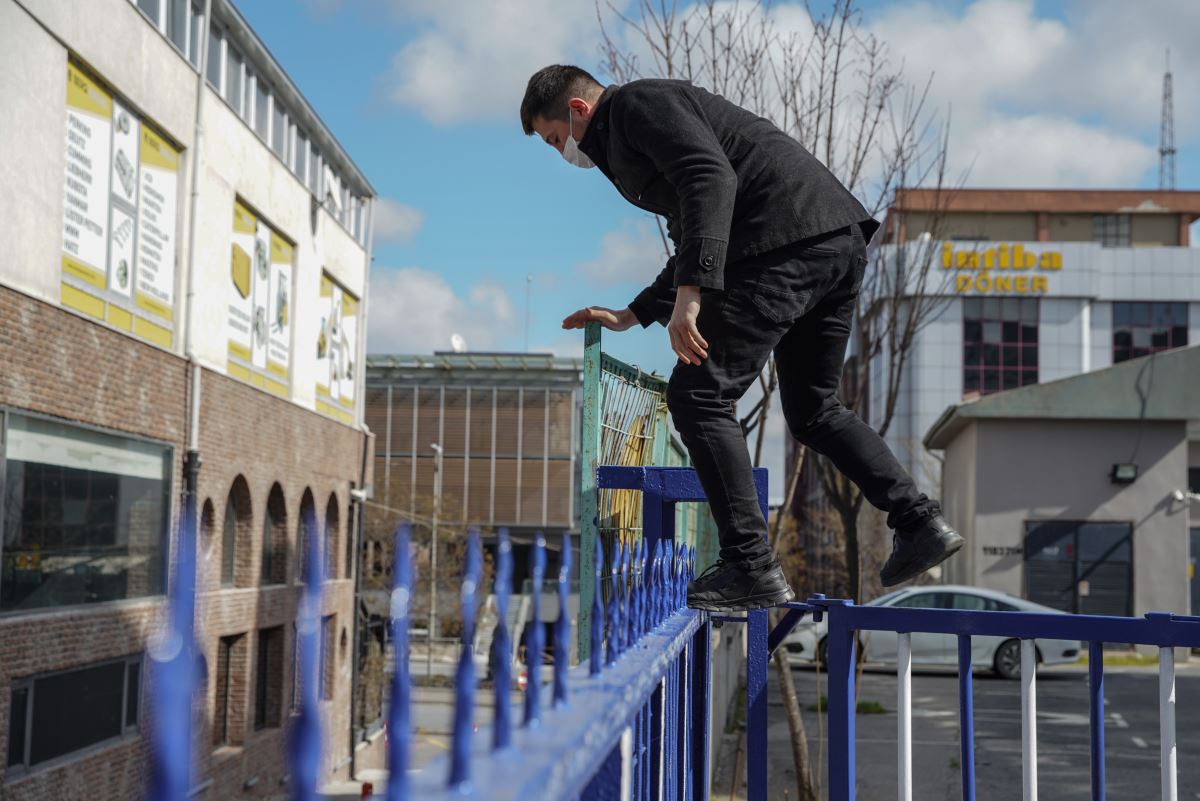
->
<box><xmin>296</xmin><ymin>490</ymin><xmax>315</xmax><ymax>584</ymax></box>
<box><xmin>950</xmin><ymin>593</ymin><xmax>1017</xmax><ymax>612</ymax></box>
<box><xmin>7</xmin><ymin>656</ymin><xmax>141</xmax><ymax>772</ymax></box>
<box><xmin>167</xmin><ymin>0</ymin><xmax>189</xmax><ymax>54</ymax></box>
<box><xmin>254</xmin><ymin>627</ymin><xmax>284</xmax><ymax>730</ymax></box>
<box><xmin>321</xmin><ymin>615</ymin><xmax>335</xmax><ymax>701</ymax></box>
<box><xmin>294</xmin><ymin>131</ymin><xmax>308</xmax><ymax>185</ymax></box>
<box><xmin>1112</xmin><ymin>302</ymin><xmax>1188</xmax><ymax>363</ymax></box>
<box><xmin>324</xmin><ymin>495</ymin><xmax>339</xmax><ymax>582</ymax></box>
<box><xmin>221</xmin><ymin>495</ymin><xmax>237</xmax><ymax>587</ymax></box>
<box><xmin>188</xmin><ymin>2</ymin><xmax>203</xmax><ymax>67</ymax></box>
<box><xmin>224</xmin><ymin>45</ymin><xmax>244</xmax><ymax>116</ymax></box>
<box><xmin>271</xmin><ymin>102</ymin><xmax>286</xmax><ymax>157</ymax></box>
<box><xmin>214</xmin><ymin>633</ymin><xmax>246</xmax><ymax>747</ymax></box>
<box><xmin>891</xmin><ymin>592</ymin><xmax>952</xmax><ymax>609</ymax></box>
<box><xmin>308</xmin><ymin>150</ymin><xmax>322</xmax><ymax>195</ymax></box>
<box><xmin>1093</xmin><ymin>214</ymin><xmax>1131</xmax><ymax>247</ymax></box>
<box><xmin>962</xmin><ymin>297</ymin><xmax>1038</xmax><ymax>397</ymax></box>
<box><xmin>205</xmin><ymin>25</ymin><xmax>222</xmax><ymax>90</ymax></box>
<box><xmin>137</xmin><ymin>0</ymin><xmax>161</xmax><ymax>25</ymax></box>
<box><xmin>255</xmin><ymin>80</ymin><xmax>270</xmax><ymax>140</ymax></box>
<box><xmin>1</xmin><ymin>415</ymin><xmax>171</xmax><ymax>613</ymax></box>
<box><xmin>261</xmin><ymin>484</ymin><xmax>287</xmax><ymax>585</ymax></box>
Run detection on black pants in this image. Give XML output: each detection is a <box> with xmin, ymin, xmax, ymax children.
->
<box><xmin>668</xmin><ymin>223</ymin><xmax>938</xmax><ymax>567</ymax></box>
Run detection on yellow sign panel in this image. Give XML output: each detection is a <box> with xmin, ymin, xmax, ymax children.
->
<box><xmin>139</xmin><ymin>125</ymin><xmax>179</xmax><ymax>172</ymax></box>
<box><xmin>66</xmin><ymin>62</ymin><xmax>112</xmax><ymax>118</ymax></box>
<box><xmin>942</xmin><ymin>242</ymin><xmax>1061</xmax><ymax>295</ymax></box>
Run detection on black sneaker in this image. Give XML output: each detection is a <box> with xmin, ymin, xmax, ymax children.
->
<box><xmin>687</xmin><ymin>559</ymin><xmax>795</xmax><ymax>611</ymax></box>
<box><xmin>880</xmin><ymin>514</ymin><xmax>965</xmax><ymax>587</ymax></box>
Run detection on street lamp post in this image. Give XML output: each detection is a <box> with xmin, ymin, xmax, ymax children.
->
<box><xmin>427</xmin><ymin>442</ymin><xmax>443</xmax><ymax>678</ymax></box>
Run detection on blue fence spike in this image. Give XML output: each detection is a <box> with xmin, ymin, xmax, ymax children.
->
<box><xmin>641</xmin><ymin>538</ymin><xmax>650</xmax><ymax>639</ymax></box>
<box><xmin>590</xmin><ymin>537</ymin><xmax>604</xmax><ymax>677</ymax></box>
<box><xmin>524</xmin><ymin>533</ymin><xmax>547</xmax><ymax>727</ymax></box>
<box><xmin>288</xmin><ymin>502</ymin><xmax>324</xmax><ymax>801</ymax></box>
<box><xmin>147</xmin><ymin>501</ymin><xmax>199</xmax><ymax>801</ymax></box>
<box><xmin>448</xmin><ymin>529</ymin><xmax>482</xmax><ymax>791</ymax></box>
<box><xmin>385</xmin><ymin>524</ymin><xmax>413</xmax><ymax>801</ymax></box>
<box><xmin>632</xmin><ymin>539</ymin><xmax>644</xmax><ymax>644</ymax></box>
<box><xmin>606</xmin><ymin>539</ymin><xmax>622</xmax><ymax>666</ymax></box>
<box><xmin>553</xmin><ymin>534</ymin><xmax>572</xmax><ymax>708</ymax></box>
<box><xmin>493</xmin><ymin>528</ymin><xmax>513</xmax><ymax>751</ymax></box>
<box><xmin>626</xmin><ymin>540</ymin><xmax>639</xmax><ymax>648</ymax></box>
<box><xmin>619</xmin><ymin>539</ymin><xmax>631</xmax><ymax>656</ymax></box>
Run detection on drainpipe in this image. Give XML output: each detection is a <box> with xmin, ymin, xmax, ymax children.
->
<box><xmin>349</xmin><ymin>197</ymin><xmax>375</xmax><ymax>778</ymax></box>
<box><xmin>182</xmin><ymin>0</ymin><xmax>214</xmax><ymax>523</ymax></box>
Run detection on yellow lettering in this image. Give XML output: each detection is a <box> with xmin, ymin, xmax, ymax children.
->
<box><xmin>998</xmin><ymin>244</ymin><xmax>1009</xmax><ymax>269</ymax></box>
<box><xmin>1015</xmin><ymin>276</ymin><xmax>1029</xmax><ymax>293</ymax></box>
<box><xmin>967</xmin><ymin>251</ymin><xmax>980</xmax><ymax>269</ymax></box>
<box><xmin>1032</xmin><ymin>275</ymin><xmax>1048</xmax><ymax>293</ymax></box>
<box><xmin>977</xmin><ymin>275</ymin><xmax>993</xmax><ymax>292</ymax></box>
<box><xmin>956</xmin><ymin>251</ymin><xmax>969</xmax><ymax>269</ymax></box>
<box><xmin>995</xmin><ymin>276</ymin><xmax>1012</xmax><ymax>292</ymax></box>
<box><xmin>983</xmin><ymin>248</ymin><xmax>995</xmax><ymax>270</ymax></box>
<box><xmin>943</xmin><ymin>242</ymin><xmax>953</xmax><ymax>269</ymax></box>
<box><xmin>956</xmin><ymin>274</ymin><xmax>973</xmax><ymax>293</ymax></box>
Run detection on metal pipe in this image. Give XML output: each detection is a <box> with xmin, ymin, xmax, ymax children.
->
<box><xmin>1021</xmin><ymin>639</ymin><xmax>1037</xmax><ymax>801</ymax></box>
<box><xmin>1088</xmin><ymin>641</ymin><xmax>1105</xmax><ymax>801</ymax></box>
<box><xmin>958</xmin><ymin>635</ymin><xmax>977</xmax><ymax>801</ymax></box>
<box><xmin>428</xmin><ymin>442</ymin><xmax>443</xmax><ymax>679</ymax></box>
<box><xmin>897</xmin><ymin>632</ymin><xmax>912</xmax><ymax>801</ymax></box>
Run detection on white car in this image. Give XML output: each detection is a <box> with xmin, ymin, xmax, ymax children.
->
<box><xmin>783</xmin><ymin>585</ymin><xmax>1082</xmax><ymax>679</ymax></box>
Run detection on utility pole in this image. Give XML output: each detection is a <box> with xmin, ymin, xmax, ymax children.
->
<box><xmin>427</xmin><ymin>442</ymin><xmax>444</xmax><ymax>678</ymax></box>
<box><xmin>1160</xmin><ymin>48</ymin><xmax>1176</xmax><ymax>191</ymax></box>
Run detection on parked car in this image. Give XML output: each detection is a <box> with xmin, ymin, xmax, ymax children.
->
<box><xmin>783</xmin><ymin>585</ymin><xmax>1082</xmax><ymax>679</ymax></box>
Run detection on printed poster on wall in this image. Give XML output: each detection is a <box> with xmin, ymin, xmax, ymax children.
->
<box><xmin>228</xmin><ymin>199</ymin><xmax>292</xmax><ymax>398</ymax></box>
<box><xmin>60</xmin><ymin>60</ymin><xmax>179</xmax><ymax>349</ymax></box>
<box><xmin>315</xmin><ymin>271</ymin><xmax>358</xmax><ymax>424</ymax></box>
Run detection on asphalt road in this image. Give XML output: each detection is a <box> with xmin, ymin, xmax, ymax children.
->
<box><xmin>742</xmin><ymin>662</ymin><xmax>1200</xmax><ymax>801</ymax></box>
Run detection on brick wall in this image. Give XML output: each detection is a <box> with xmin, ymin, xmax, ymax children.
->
<box><xmin>0</xmin><ymin>286</ymin><xmax>368</xmax><ymax>800</ymax></box>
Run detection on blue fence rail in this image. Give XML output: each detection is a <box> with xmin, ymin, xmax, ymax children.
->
<box><xmin>146</xmin><ymin>460</ymin><xmax>1200</xmax><ymax>801</ymax></box>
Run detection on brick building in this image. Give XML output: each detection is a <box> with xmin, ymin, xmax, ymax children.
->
<box><xmin>0</xmin><ymin>1</ymin><xmax>375</xmax><ymax>798</ymax></box>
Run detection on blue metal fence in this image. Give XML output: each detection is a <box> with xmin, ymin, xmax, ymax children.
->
<box><xmin>146</xmin><ymin>458</ymin><xmax>1200</xmax><ymax>801</ymax></box>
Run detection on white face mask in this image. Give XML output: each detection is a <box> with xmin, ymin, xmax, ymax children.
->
<box><xmin>562</xmin><ymin>108</ymin><xmax>595</xmax><ymax>169</ymax></box>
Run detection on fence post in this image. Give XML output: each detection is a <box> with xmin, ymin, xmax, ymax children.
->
<box><xmin>386</xmin><ymin>524</ymin><xmax>412</xmax><ymax>801</ymax></box>
<box><xmin>691</xmin><ymin>617</ymin><xmax>712</xmax><ymax>801</ymax></box>
<box><xmin>1021</xmin><ymin>639</ymin><xmax>1038</xmax><ymax>801</ymax></box>
<box><xmin>824</xmin><ymin>598</ymin><xmax>856</xmax><ymax>801</ymax></box>
<box><xmin>746</xmin><ymin>609</ymin><xmax>769</xmax><ymax>801</ymax></box>
<box><xmin>578</xmin><ymin>322</ymin><xmax>602</xmax><ymax>663</ymax></box>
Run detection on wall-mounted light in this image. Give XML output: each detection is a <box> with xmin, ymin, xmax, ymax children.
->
<box><xmin>1110</xmin><ymin>463</ymin><xmax>1138</xmax><ymax>484</ymax></box>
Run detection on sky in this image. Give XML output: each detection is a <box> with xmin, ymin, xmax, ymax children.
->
<box><xmin>234</xmin><ymin>0</ymin><xmax>1200</xmax><ymax>494</ymax></box>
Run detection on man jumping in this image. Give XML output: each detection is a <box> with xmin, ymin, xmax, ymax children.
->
<box><xmin>522</xmin><ymin>65</ymin><xmax>963</xmax><ymax>611</ymax></box>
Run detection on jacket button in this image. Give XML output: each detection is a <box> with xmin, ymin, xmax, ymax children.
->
<box><xmin>703</xmin><ymin>255</ymin><xmax>715</xmax><ymax>267</ymax></box>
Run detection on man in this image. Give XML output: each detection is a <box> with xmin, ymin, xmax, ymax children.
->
<box><xmin>521</xmin><ymin>65</ymin><xmax>963</xmax><ymax>611</ymax></box>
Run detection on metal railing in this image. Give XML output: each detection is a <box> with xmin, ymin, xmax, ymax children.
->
<box><xmin>762</xmin><ymin>595</ymin><xmax>1200</xmax><ymax>801</ymax></box>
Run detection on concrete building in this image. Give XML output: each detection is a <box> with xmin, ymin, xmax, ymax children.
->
<box><xmin>926</xmin><ymin>346</ymin><xmax>1200</xmax><ymax>626</ymax></box>
<box><xmin>1</xmin><ymin>1</ymin><xmax>375</xmax><ymax>798</ymax></box>
<box><xmin>874</xmin><ymin>189</ymin><xmax>1200</xmax><ymax>493</ymax></box>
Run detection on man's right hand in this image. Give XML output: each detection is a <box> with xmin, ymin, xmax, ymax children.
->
<box><xmin>561</xmin><ymin>306</ymin><xmax>638</xmax><ymax>332</ymax></box>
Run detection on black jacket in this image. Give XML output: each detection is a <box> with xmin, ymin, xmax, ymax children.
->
<box><xmin>577</xmin><ymin>79</ymin><xmax>877</xmax><ymax>327</ymax></box>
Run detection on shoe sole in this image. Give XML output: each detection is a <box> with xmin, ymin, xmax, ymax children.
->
<box><xmin>688</xmin><ymin>586</ymin><xmax>796</xmax><ymax>612</ymax></box>
<box><xmin>881</xmin><ymin>532</ymin><xmax>965</xmax><ymax>588</ymax></box>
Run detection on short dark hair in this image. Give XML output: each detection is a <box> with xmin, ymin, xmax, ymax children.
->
<box><xmin>520</xmin><ymin>65</ymin><xmax>603</xmax><ymax>135</ymax></box>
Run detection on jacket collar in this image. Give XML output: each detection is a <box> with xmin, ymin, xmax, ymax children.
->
<box><xmin>578</xmin><ymin>85</ymin><xmax>618</xmax><ymax>173</ymax></box>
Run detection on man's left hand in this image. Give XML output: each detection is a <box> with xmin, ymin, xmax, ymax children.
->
<box><xmin>668</xmin><ymin>285</ymin><xmax>708</xmax><ymax>365</ymax></box>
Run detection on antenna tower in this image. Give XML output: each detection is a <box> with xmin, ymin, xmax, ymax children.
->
<box><xmin>1159</xmin><ymin>48</ymin><xmax>1176</xmax><ymax>190</ymax></box>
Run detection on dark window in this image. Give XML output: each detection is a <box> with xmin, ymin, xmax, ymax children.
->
<box><xmin>1025</xmin><ymin>521</ymin><xmax>1132</xmax><ymax>616</ymax></box>
<box><xmin>221</xmin><ymin>495</ymin><xmax>237</xmax><ymax>587</ymax></box>
<box><xmin>261</xmin><ymin>485</ymin><xmax>287</xmax><ymax>585</ymax></box>
<box><xmin>6</xmin><ymin>656</ymin><xmax>140</xmax><ymax>771</ymax></box>
<box><xmin>1093</xmin><ymin>214</ymin><xmax>1130</xmax><ymax>247</ymax></box>
<box><xmin>137</xmin><ymin>0</ymin><xmax>161</xmax><ymax>24</ymax></box>
<box><xmin>188</xmin><ymin>2</ymin><xmax>202</xmax><ymax>67</ymax></box>
<box><xmin>1189</xmin><ymin>468</ymin><xmax>1200</xmax><ymax>495</ymax></box>
<box><xmin>950</xmin><ymin>593</ymin><xmax>1015</xmax><ymax>612</ymax></box>
<box><xmin>890</xmin><ymin>592</ymin><xmax>952</xmax><ymax>609</ymax></box>
<box><xmin>205</xmin><ymin>25</ymin><xmax>222</xmax><ymax>89</ymax></box>
<box><xmin>254</xmin><ymin>627</ymin><xmax>284</xmax><ymax>730</ymax></box>
<box><xmin>1111</xmin><ymin>302</ymin><xmax>1188</xmax><ymax>363</ymax></box>
<box><xmin>214</xmin><ymin>633</ymin><xmax>244</xmax><ymax>747</ymax></box>
<box><xmin>254</xmin><ymin>80</ymin><xmax>270</xmax><ymax>140</ymax></box>
<box><xmin>166</xmin><ymin>0</ymin><xmax>189</xmax><ymax>54</ymax></box>
<box><xmin>962</xmin><ymin>297</ymin><xmax>1038</xmax><ymax>397</ymax></box>
<box><xmin>1</xmin><ymin>415</ymin><xmax>171</xmax><ymax>612</ymax></box>
<box><xmin>321</xmin><ymin>615</ymin><xmax>335</xmax><ymax>701</ymax></box>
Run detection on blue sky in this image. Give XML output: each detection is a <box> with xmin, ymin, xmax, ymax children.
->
<box><xmin>234</xmin><ymin>0</ymin><xmax>1199</xmax><ymax>489</ymax></box>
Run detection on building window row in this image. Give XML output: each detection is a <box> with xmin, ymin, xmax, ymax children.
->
<box><xmin>209</xmin><ymin>478</ymin><xmax>346</xmax><ymax>591</ymax></box>
<box><xmin>129</xmin><ymin>0</ymin><xmax>369</xmax><ymax>244</ymax></box>
<box><xmin>1112</xmin><ymin>301</ymin><xmax>1188</xmax><ymax>363</ymax></box>
<box><xmin>962</xmin><ymin>297</ymin><xmax>1039</xmax><ymax>397</ymax></box>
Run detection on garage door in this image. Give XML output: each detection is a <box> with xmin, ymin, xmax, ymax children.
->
<box><xmin>1024</xmin><ymin>521</ymin><xmax>1132</xmax><ymax>617</ymax></box>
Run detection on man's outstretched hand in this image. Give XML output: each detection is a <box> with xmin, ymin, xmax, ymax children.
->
<box><xmin>561</xmin><ymin>306</ymin><xmax>638</xmax><ymax>332</ymax></box>
<box><xmin>668</xmin><ymin>285</ymin><xmax>708</xmax><ymax>365</ymax></box>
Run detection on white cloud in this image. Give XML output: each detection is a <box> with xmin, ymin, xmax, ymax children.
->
<box><xmin>367</xmin><ymin>267</ymin><xmax>514</xmax><ymax>354</ymax></box>
<box><xmin>382</xmin><ymin>0</ymin><xmax>600</xmax><ymax>125</ymax></box>
<box><xmin>371</xmin><ymin>198</ymin><xmax>425</xmax><ymax>244</ymax></box>
<box><xmin>576</xmin><ymin>219</ymin><xmax>667</xmax><ymax>286</ymax></box>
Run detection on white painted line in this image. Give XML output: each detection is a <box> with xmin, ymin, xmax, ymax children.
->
<box><xmin>1132</xmin><ymin>737</ymin><xmax>1148</xmax><ymax>749</ymax></box>
<box><xmin>1111</xmin><ymin>712</ymin><xmax>1129</xmax><ymax>729</ymax></box>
